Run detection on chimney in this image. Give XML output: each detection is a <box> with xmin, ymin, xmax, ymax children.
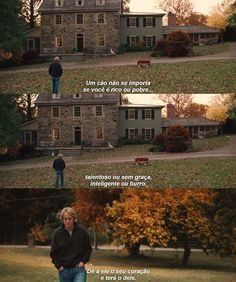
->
<box><xmin>166</xmin><ymin>103</ymin><xmax>175</xmax><ymax>118</ymax></box>
<box><xmin>167</xmin><ymin>12</ymin><xmax>177</xmax><ymax>26</ymax></box>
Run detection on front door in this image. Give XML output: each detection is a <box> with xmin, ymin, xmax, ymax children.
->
<box><xmin>74</xmin><ymin>127</ymin><xmax>81</xmax><ymax>146</ymax></box>
<box><xmin>77</xmin><ymin>34</ymin><xmax>84</xmax><ymax>52</ymax></box>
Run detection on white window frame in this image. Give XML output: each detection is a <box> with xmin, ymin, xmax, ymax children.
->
<box><xmin>146</xmin><ymin>36</ymin><xmax>153</xmax><ymax>47</ymax></box>
<box><xmin>75</xmin><ymin>0</ymin><xmax>85</xmax><ymax>6</ymax></box>
<box><xmin>52</xmin><ymin>107</ymin><xmax>60</xmax><ymax>118</ymax></box>
<box><xmin>146</xmin><ymin>17</ymin><xmax>153</xmax><ymax>27</ymax></box>
<box><xmin>55</xmin><ymin>0</ymin><xmax>64</xmax><ymax>7</ymax></box>
<box><xmin>94</xmin><ymin>94</ymin><xmax>103</xmax><ymax>98</ymax></box>
<box><xmin>73</xmin><ymin>94</ymin><xmax>82</xmax><ymax>98</ymax></box>
<box><xmin>128</xmin><ymin>128</ymin><xmax>135</xmax><ymax>139</ymax></box>
<box><xmin>129</xmin><ymin>36</ymin><xmax>137</xmax><ymax>47</ymax></box>
<box><xmin>96</xmin><ymin>0</ymin><xmax>105</xmax><ymax>6</ymax></box>
<box><xmin>128</xmin><ymin>109</ymin><xmax>135</xmax><ymax>120</ymax></box>
<box><xmin>97</xmin><ymin>13</ymin><xmax>105</xmax><ymax>24</ymax></box>
<box><xmin>95</xmin><ymin>105</ymin><xmax>103</xmax><ymax>117</ymax></box>
<box><xmin>74</xmin><ymin>106</ymin><xmax>81</xmax><ymax>117</ymax></box>
<box><xmin>55</xmin><ymin>14</ymin><xmax>62</xmax><ymax>25</ymax></box>
<box><xmin>129</xmin><ymin>17</ymin><xmax>136</xmax><ymax>27</ymax></box>
<box><xmin>76</xmin><ymin>13</ymin><xmax>84</xmax><ymax>25</ymax></box>
<box><xmin>144</xmin><ymin>109</ymin><xmax>152</xmax><ymax>120</ymax></box>
<box><xmin>144</xmin><ymin>128</ymin><xmax>152</xmax><ymax>140</ymax></box>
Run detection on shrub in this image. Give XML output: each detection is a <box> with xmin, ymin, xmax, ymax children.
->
<box><xmin>0</xmin><ymin>147</ymin><xmax>19</xmax><ymax>161</ymax></box>
<box><xmin>153</xmin><ymin>133</ymin><xmax>167</xmax><ymax>152</ymax></box>
<box><xmin>22</xmin><ymin>50</ymin><xmax>39</xmax><ymax>64</ymax></box>
<box><xmin>152</xmin><ymin>39</ymin><xmax>168</xmax><ymax>57</ymax></box>
<box><xmin>18</xmin><ymin>144</ymin><xmax>36</xmax><ymax>158</ymax></box>
<box><xmin>166</xmin><ymin>31</ymin><xmax>192</xmax><ymax>57</ymax></box>
<box><xmin>118</xmin><ymin>137</ymin><xmax>152</xmax><ymax>146</ymax></box>
<box><xmin>166</xmin><ymin>125</ymin><xmax>191</xmax><ymax>152</ymax></box>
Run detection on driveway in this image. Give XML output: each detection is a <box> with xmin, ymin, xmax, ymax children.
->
<box><xmin>0</xmin><ymin>136</ymin><xmax>235</xmax><ymax>171</ymax></box>
<box><xmin>0</xmin><ymin>43</ymin><xmax>236</xmax><ymax>74</ymax></box>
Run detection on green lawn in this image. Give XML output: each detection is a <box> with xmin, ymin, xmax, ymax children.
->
<box><xmin>0</xmin><ymin>248</ymin><xmax>235</xmax><ymax>282</ymax></box>
<box><xmin>0</xmin><ymin>157</ymin><xmax>235</xmax><ymax>188</ymax></box>
<box><xmin>0</xmin><ymin>60</ymin><xmax>236</xmax><ymax>94</ymax></box>
<box><xmin>192</xmin><ymin>43</ymin><xmax>230</xmax><ymax>56</ymax></box>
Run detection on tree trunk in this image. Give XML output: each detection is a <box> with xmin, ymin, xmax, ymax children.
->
<box><xmin>93</xmin><ymin>227</ymin><xmax>98</xmax><ymax>250</ymax></box>
<box><xmin>182</xmin><ymin>236</ymin><xmax>191</xmax><ymax>266</ymax></box>
<box><xmin>126</xmin><ymin>243</ymin><xmax>140</xmax><ymax>257</ymax></box>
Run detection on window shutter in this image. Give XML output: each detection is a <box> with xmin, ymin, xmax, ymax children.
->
<box><xmin>135</xmin><ymin>109</ymin><xmax>138</xmax><ymax>119</ymax></box>
<box><xmin>152</xmin><ymin>109</ymin><xmax>155</xmax><ymax>119</ymax></box>
<box><xmin>142</xmin><ymin>129</ymin><xmax>145</xmax><ymax>138</ymax></box>
<box><xmin>136</xmin><ymin>36</ymin><xmax>139</xmax><ymax>45</ymax></box>
<box><xmin>142</xmin><ymin>110</ymin><xmax>145</xmax><ymax>119</ymax></box>
<box><xmin>127</xmin><ymin>18</ymin><xmax>130</xmax><ymax>27</ymax></box>
<box><xmin>143</xmin><ymin>36</ymin><xmax>146</xmax><ymax>46</ymax></box>
<box><xmin>125</xmin><ymin>129</ymin><xmax>128</xmax><ymax>138</ymax></box>
<box><xmin>143</xmin><ymin>17</ymin><xmax>146</xmax><ymax>27</ymax></box>
<box><xmin>127</xmin><ymin>36</ymin><xmax>130</xmax><ymax>45</ymax></box>
<box><xmin>152</xmin><ymin>36</ymin><xmax>156</xmax><ymax>46</ymax></box>
<box><xmin>152</xmin><ymin>17</ymin><xmax>156</xmax><ymax>27</ymax></box>
<box><xmin>136</xmin><ymin>17</ymin><xmax>139</xmax><ymax>27</ymax></box>
<box><xmin>152</xmin><ymin>128</ymin><xmax>155</xmax><ymax>139</ymax></box>
<box><xmin>135</xmin><ymin>129</ymin><xmax>138</xmax><ymax>138</ymax></box>
<box><xmin>125</xmin><ymin>110</ymin><xmax>128</xmax><ymax>119</ymax></box>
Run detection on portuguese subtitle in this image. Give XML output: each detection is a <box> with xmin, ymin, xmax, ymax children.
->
<box><xmin>82</xmin><ymin>80</ymin><xmax>152</xmax><ymax>94</ymax></box>
<box><xmin>87</xmin><ymin>268</ymin><xmax>151</xmax><ymax>281</ymax></box>
<box><xmin>85</xmin><ymin>175</ymin><xmax>152</xmax><ymax>188</ymax></box>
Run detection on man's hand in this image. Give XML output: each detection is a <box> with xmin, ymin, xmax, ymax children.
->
<box><xmin>77</xmin><ymin>262</ymin><xmax>85</xmax><ymax>268</ymax></box>
<box><xmin>58</xmin><ymin>266</ymin><xmax>64</xmax><ymax>272</ymax></box>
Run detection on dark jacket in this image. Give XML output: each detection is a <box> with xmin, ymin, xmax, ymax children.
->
<box><xmin>49</xmin><ymin>62</ymin><xmax>63</xmax><ymax>78</ymax></box>
<box><xmin>53</xmin><ymin>158</ymin><xmax>66</xmax><ymax>171</ymax></box>
<box><xmin>50</xmin><ymin>224</ymin><xmax>92</xmax><ymax>269</ymax></box>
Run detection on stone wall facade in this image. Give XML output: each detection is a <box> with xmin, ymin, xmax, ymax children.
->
<box><xmin>41</xmin><ymin>11</ymin><xmax>120</xmax><ymax>54</ymax></box>
<box><xmin>37</xmin><ymin>103</ymin><xmax>118</xmax><ymax>147</ymax></box>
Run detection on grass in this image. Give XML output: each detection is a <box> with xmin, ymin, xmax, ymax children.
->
<box><xmin>192</xmin><ymin>43</ymin><xmax>230</xmax><ymax>56</ymax></box>
<box><xmin>0</xmin><ymin>60</ymin><xmax>236</xmax><ymax>94</ymax></box>
<box><xmin>0</xmin><ymin>247</ymin><xmax>235</xmax><ymax>282</ymax></box>
<box><xmin>0</xmin><ymin>157</ymin><xmax>235</xmax><ymax>188</ymax></box>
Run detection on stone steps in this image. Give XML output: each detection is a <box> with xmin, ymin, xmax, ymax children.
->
<box><xmin>58</xmin><ymin>148</ymin><xmax>82</xmax><ymax>156</ymax></box>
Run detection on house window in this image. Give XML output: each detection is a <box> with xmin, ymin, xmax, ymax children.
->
<box><xmin>73</xmin><ymin>94</ymin><xmax>82</xmax><ymax>98</ymax></box>
<box><xmin>55</xmin><ymin>14</ymin><xmax>62</xmax><ymax>25</ymax></box>
<box><xmin>129</xmin><ymin>36</ymin><xmax>137</xmax><ymax>46</ymax></box>
<box><xmin>52</xmin><ymin>128</ymin><xmax>60</xmax><ymax>140</ymax></box>
<box><xmin>74</xmin><ymin>106</ymin><xmax>81</xmax><ymax>117</ymax></box>
<box><xmin>146</xmin><ymin>17</ymin><xmax>153</xmax><ymax>27</ymax></box>
<box><xmin>55</xmin><ymin>0</ymin><xmax>64</xmax><ymax>7</ymax></box>
<box><xmin>75</xmin><ymin>0</ymin><xmax>84</xmax><ymax>6</ymax></box>
<box><xmin>129</xmin><ymin>17</ymin><xmax>136</xmax><ymax>27</ymax></box>
<box><xmin>97</xmin><ymin>13</ymin><xmax>105</xmax><ymax>24</ymax></box>
<box><xmin>145</xmin><ymin>36</ymin><xmax>153</xmax><ymax>47</ymax></box>
<box><xmin>144</xmin><ymin>129</ymin><xmax>151</xmax><ymax>140</ymax></box>
<box><xmin>144</xmin><ymin>109</ymin><xmax>151</xmax><ymax>119</ymax></box>
<box><xmin>128</xmin><ymin>109</ymin><xmax>135</xmax><ymax>120</ymax></box>
<box><xmin>27</xmin><ymin>39</ymin><xmax>34</xmax><ymax>50</ymax></box>
<box><xmin>128</xmin><ymin>128</ymin><xmax>136</xmax><ymax>139</ymax></box>
<box><xmin>55</xmin><ymin>35</ymin><xmax>62</xmax><ymax>47</ymax></box>
<box><xmin>94</xmin><ymin>94</ymin><xmax>103</xmax><ymax>98</ymax></box>
<box><xmin>77</xmin><ymin>14</ymin><xmax>84</xmax><ymax>24</ymax></box>
<box><xmin>52</xmin><ymin>107</ymin><xmax>60</xmax><ymax>117</ymax></box>
<box><xmin>98</xmin><ymin>34</ymin><xmax>105</xmax><ymax>47</ymax></box>
<box><xmin>96</xmin><ymin>0</ymin><xmax>105</xmax><ymax>5</ymax></box>
<box><xmin>95</xmin><ymin>105</ymin><xmax>103</xmax><ymax>116</ymax></box>
<box><xmin>96</xmin><ymin>127</ymin><xmax>103</xmax><ymax>140</ymax></box>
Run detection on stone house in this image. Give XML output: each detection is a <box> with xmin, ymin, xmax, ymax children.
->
<box><xmin>34</xmin><ymin>93</ymin><xmax>119</xmax><ymax>147</ymax></box>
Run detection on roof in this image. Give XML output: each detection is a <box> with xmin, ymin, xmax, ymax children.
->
<box><xmin>39</xmin><ymin>0</ymin><xmax>121</xmax><ymax>13</ymax></box>
<box><xmin>162</xmin><ymin>117</ymin><xmax>219</xmax><ymax>127</ymax></box>
<box><xmin>35</xmin><ymin>94</ymin><xmax>120</xmax><ymax>106</ymax></box>
<box><xmin>119</xmin><ymin>104</ymin><xmax>164</xmax><ymax>109</ymax></box>
<box><xmin>163</xmin><ymin>24</ymin><xmax>220</xmax><ymax>34</ymax></box>
<box><xmin>120</xmin><ymin>12</ymin><xmax>165</xmax><ymax>17</ymax></box>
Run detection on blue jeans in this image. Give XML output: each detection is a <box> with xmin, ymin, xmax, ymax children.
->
<box><xmin>59</xmin><ymin>267</ymin><xmax>86</xmax><ymax>282</ymax></box>
<box><xmin>56</xmin><ymin>170</ymin><xmax>64</xmax><ymax>189</ymax></box>
<box><xmin>52</xmin><ymin>77</ymin><xmax>60</xmax><ymax>94</ymax></box>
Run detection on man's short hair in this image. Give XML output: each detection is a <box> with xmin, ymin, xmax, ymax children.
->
<box><xmin>60</xmin><ymin>207</ymin><xmax>77</xmax><ymax>222</ymax></box>
<box><xmin>58</xmin><ymin>153</ymin><xmax>63</xmax><ymax>158</ymax></box>
<box><xmin>53</xmin><ymin>56</ymin><xmax>60</xmax><ymax>63</ymax></box>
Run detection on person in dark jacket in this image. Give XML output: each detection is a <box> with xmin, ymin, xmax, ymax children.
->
<box><xmin>49</xmin><ymin>56</ymin><xmax>63</xmax><ymax>96</ymax></box>
<box><xmin>53</xmin><ymin>154</ymin><xmax>66</xmax><ymax>189</ymax></box>
<box><xmin>50</xmin><ymin>207</ymin><xmax>92</xmax><ymax>282</ymax></box>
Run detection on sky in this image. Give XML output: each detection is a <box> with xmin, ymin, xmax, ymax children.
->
<box><xmin>127</xmin><ymin>94</ymin><xmax>217</xmax><ymax>105</ymax></box>
<box><xmin>129</xmin><ymin>0</ymin><xmax>220</xmax><ymax>15</ymax></box>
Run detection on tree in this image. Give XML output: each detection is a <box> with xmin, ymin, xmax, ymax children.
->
<box><xmin>157</xmin><ymin>0</ymin><xmax>194</xmax><ymax>25</ymax></box>
<box><xmin>182</xmin><ymin>103</ymin><xmax>208</xmax><ymax>118</ymax></box>
<box><xmin>166</xmin><ymin>31</ymin><xmax>192</xmax><ymax>57</ymax></box>
<box><xmin>0</xmin><ymin>95</ymin><xmax>22</xmax><ymax>148</ymax></box>
<box><xmin>165</xmin><ymin>124</ymin><xmax>190</xmax><ymax>152</ymax></box>
<box><xmin>20</xmin><ymin>0</ymin><xmax>43</xmax><ymax>29</ymax></box>
<box><xmin>16</xmin><ymin>94</ymin><xmax>38</xmax><ymax>122</ymax></box>
<box><xmin>206</xmin><ymin>105</ymin><xmax>229</xmax><ymax>135</ymax></box>
<box><xmin>106</xmin><ymin>189</ymin><xmax>213</xmax><ymax>265</ymax></box>
<box><xmin>0</xmin><ymin>0</ymin><xmax>25</xmax><ymax>55</ymax></box>
<box><xmin>121</xmin><ymin>0</ymin><xmax>130</xmax><ymax>13</ymax></box>
<box><xmin>184</xmin><ymin>12</ymin><xmax>207</xmax><ymax>25</ymax></box>
<box><xmin>158</xmin><ymin>94</ymin><xmax>194</xmax><ymax>117</ymax></box>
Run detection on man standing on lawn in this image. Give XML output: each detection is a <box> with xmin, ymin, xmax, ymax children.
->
<box><xmin>50</xmin><ymin>207</ymin><xmax>92</xmax><ymax>282</ymax></box>
<box><xmin>49</xmin><ymin>56</ymin><xmax>63</xmax><ymax>97</ymax></box>
<box><xmin>53</xmin><ymin>154</ymin><xmax>66</xmax><ymax>189</ymax></box>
